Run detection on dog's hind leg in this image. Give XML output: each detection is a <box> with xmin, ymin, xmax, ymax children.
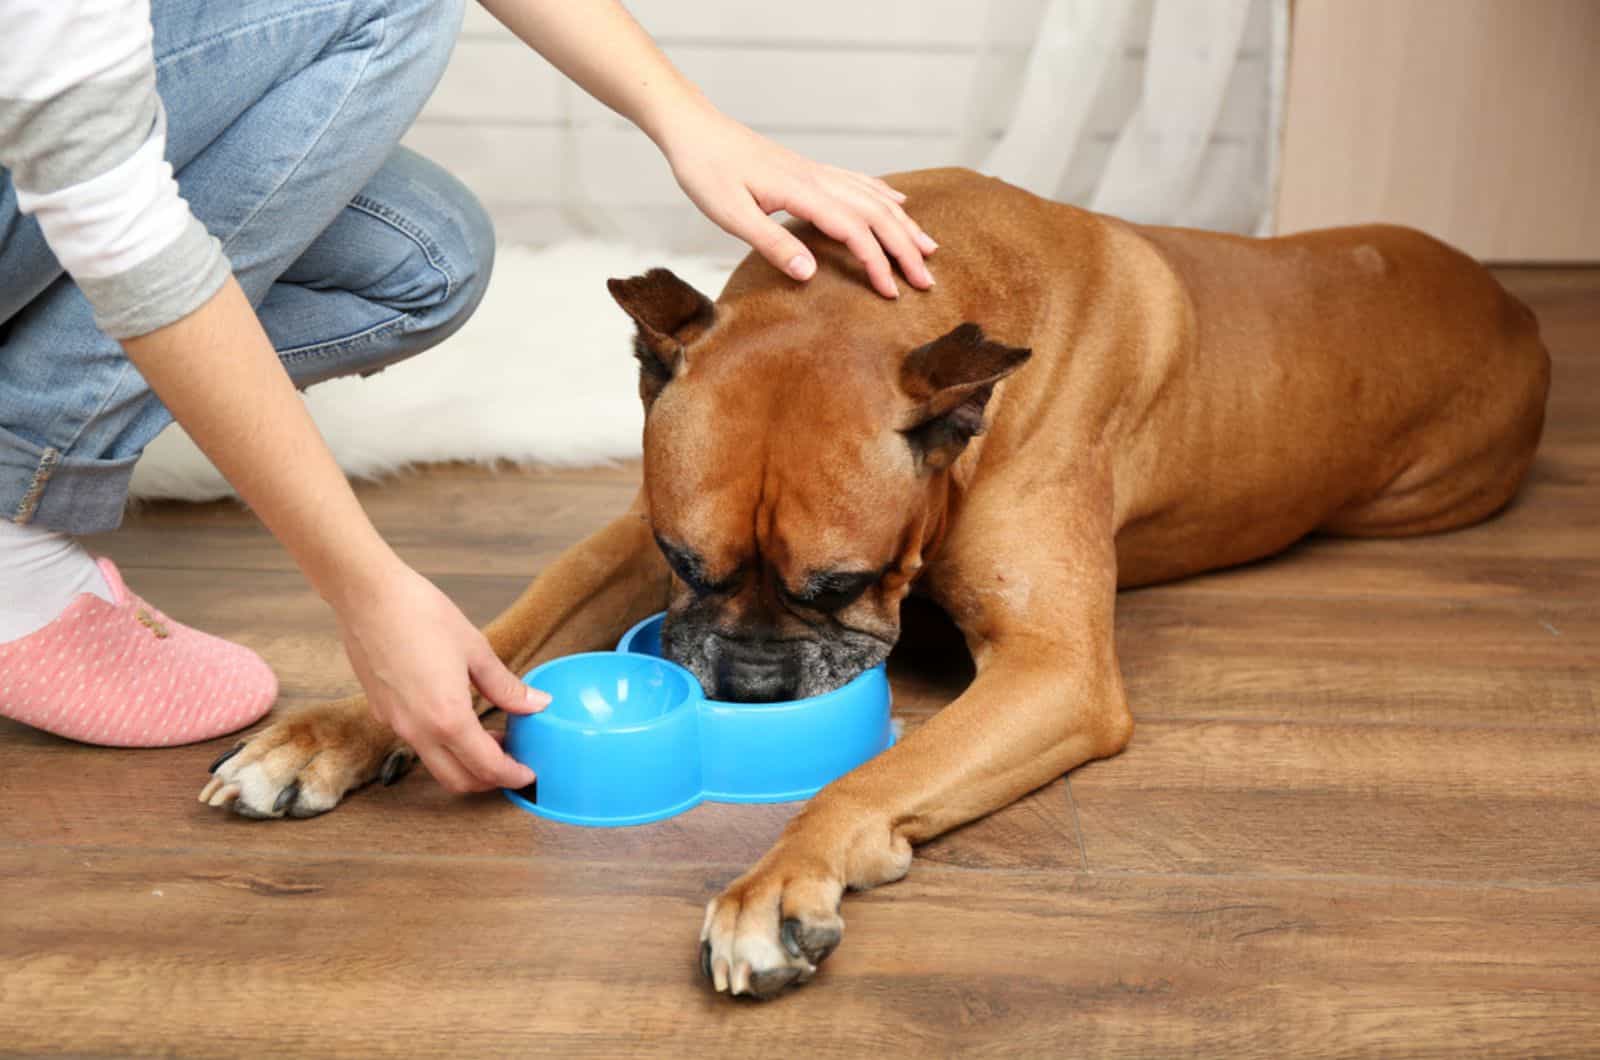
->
<box><xmin>1323</xmin><ymin>321</ymin><xmax>1550</xmax><ymax>540</ymax></box>
<box><xmin>198</xmin><ymin>495</ymin><xmax>669</xmax><ymax>819</ymax></box>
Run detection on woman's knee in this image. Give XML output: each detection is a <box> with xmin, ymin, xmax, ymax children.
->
<box><xmin>297</xmin><ymin>145</ymin><xmax>494</xmax><ymax>362</ymax></box>
<box><xmin>429</xmin><ymin>171</ymin><xmax>494</xmax><ymax>338</ymax></box>
<box><xmin>375</xmin><ymin>147</ymin><xmax>494</xmax><ymax>330</ymax></box>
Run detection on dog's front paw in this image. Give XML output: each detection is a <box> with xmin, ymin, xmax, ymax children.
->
<box><xmin>700</xmin><ymin>802</ymin><xmax>915</xmax><ymax>999</ymax></box>
<box><xmin>197</xmin><ymin>700</ymin><xmax>409</xmax><ymax>819</ymax></box>
<box><xmin>700</xmin><ymin>856</ymin><xmax>846</xmax><ymax>1000</ymax></box>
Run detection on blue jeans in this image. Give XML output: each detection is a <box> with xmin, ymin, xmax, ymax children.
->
<box><xmin>0</xmin><ymin>0</ymin><xmax>492</xmax><ymax>534</ymax></box>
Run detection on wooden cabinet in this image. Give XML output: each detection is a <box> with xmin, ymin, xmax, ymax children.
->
<box><xmin>1275</xmin><ymin>0</ymin><xmax>1600</xmax><ymax>261</ymax></box>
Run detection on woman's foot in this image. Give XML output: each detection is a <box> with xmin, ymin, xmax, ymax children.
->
<box><xmin>0</xmin><ymin>516</ymin><xmax>115</xmax><ymax>642</ymax></box>
<box><xmin>0</xmin><ymin>551</ymin><xmax>276</xmax><ymax>747</ymax></box>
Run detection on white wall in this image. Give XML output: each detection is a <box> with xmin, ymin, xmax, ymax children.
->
<box><xmin>407</xmin><ymin>0</ymin><xmax>1273</xmax><ymax>251</ymax></box>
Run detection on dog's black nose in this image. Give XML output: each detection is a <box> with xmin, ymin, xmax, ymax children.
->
<box><xmin>715</xmin><ymin>642</ymin><xmax>799</xmax><ymax>703</ymax></box>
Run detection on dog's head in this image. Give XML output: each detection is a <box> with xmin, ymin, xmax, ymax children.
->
<box><xmin>608</xmin><ymin>267</ymin><xmax>1029</xmax><ymax>702</ymax></box>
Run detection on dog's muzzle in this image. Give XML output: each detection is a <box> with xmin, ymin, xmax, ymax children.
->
<box><xmin>661</xmin><ymin>609</ymin><xmax>895</xmax><ymax>702</ymax></box>
<box><xmin>713</xmin><ymin>639</ymin><xmax>802</xmax><ymax>703</ymax></box>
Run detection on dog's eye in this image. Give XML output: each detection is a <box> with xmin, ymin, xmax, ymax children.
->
<box><xmin>789</xmin><ymin>571</ymin><xmax>877</xmax><ymax>613</ymax></box>
<box><xmin>655</xmin><ymin>534</ymin><xmax>727</xmax><ymax>596</ymax></box>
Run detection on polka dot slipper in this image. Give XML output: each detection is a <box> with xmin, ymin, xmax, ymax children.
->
<box><xmin>0</xmin><ymin>558</ymin><xmax>277</xmax><ymax>747</ymax></box>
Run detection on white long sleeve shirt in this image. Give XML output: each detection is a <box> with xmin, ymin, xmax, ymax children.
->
<box><xmin>0</xmin><ymin>0</ymin><xmax>229</xmax><ymax>339</ymax></box>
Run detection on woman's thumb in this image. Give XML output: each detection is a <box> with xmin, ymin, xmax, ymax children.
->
<box><xmin>471</xmin><ymin>650</ymin><xmax>550</xmax><ymax>715</ymax></box>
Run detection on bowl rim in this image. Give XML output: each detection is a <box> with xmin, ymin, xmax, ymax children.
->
<box><xmin>515</xmin><ymin>650</ymin><xmax>702</xmax><ymax>736</ymax></box>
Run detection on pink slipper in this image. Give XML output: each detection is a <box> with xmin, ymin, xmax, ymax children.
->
<box><xmin>0</xmin><ymin>558</ymin><xmax>276</xmax><ymax>747</ymax></box>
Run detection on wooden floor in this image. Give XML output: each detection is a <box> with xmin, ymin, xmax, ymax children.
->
<box><xmin>3</xmin><ymin>268</ymin><xmax>1597</xmax><ymax>1057</ymax></box>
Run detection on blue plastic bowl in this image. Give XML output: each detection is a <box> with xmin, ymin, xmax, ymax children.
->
<box><xmin>503</xmin><ymin>612</ymin><xmax>893</xmax><ymax>827</ymax></box>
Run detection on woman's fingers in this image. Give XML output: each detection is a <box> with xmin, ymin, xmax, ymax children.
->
<box><xmin>410</xmin><ymin>709</ymin><xmax>533</xmax><ymax>793</ymax></box>
<box><xmin>885</xmin><ymin>197</ymin><xmax>939</xmax><ymax>255</ymax></box>
<box><xmin>447</xmin><ymin>716</ymin><xmax>536</xmax><ymax>791</ymax></box>
<box><xmin>846</xmin><ymin>170</ymin><xmax>907</xmax><ymax>204</ymax></box>
<box><xmin>418</xmin><ymin>742</ymin><xmax>480</xmax><ymax>793</ymax></box>
<box><xmin>838</xmin><ymin>170</ymin><xmax>936</xmax><ymax>253</ymax></box>
<box><xmin>860</xmin><ymin>191</ymin><xmax>935</xmax><ymax>288</ymax></box>
<box><xmin>844</xmin><ymin>169</ymin><xmax>908</xmax><ymax>208</ymax></box>
<box><xmin>815</xmin><ymin>183</ymin><xmax>934</xmax><ymax>291</ymax></box>
<box><xmin>719</xmin><ymin>197</ymin><xmax>818</xmax><ymax>281</ymax></box>
<box><xmin>384</xmin><ymin>707</ymin><xmax>479</xmax><ymax>793</ymax></box>
<box><xmin>674</xmin><ymin>151</ymin><xmax>931</xmax><ymax>296</ymax></box>
<box><xmin>664</xmin><ymin>114</ymin><xmax>936</xmax><ymax>298</ymax></box>
<box><xmin>791</xmin><ymin>193</ymin><xmax>900</xmax><ymax>297</ymax></box>
<box><xmin>384</xmin><ymin>691</ymin><xmax>534</xmax><ymax>793</ymax></box>
<box><xmin>868</xmin><ymin>177</ymin><xmax>907</xmax><ymax>203</ymax></box>
<box><xmin>788</xmin><ymin>170</ymin><xmax>934</xmax><ymax>291</ymax></box>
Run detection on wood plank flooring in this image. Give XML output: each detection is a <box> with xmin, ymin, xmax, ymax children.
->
<box><xmin>3</xmin><ymin>268</ymin><xmax>1597</xmax><ymax>1056</ymax></box>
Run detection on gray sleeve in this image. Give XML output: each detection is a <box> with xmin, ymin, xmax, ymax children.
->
<box><xmin>80</xmin><ymin>213</ymin><xmax>232</xmax><ymax>340</ymax></box>
<box><xmin>0</xmin><ymin>28</ymin><xmax>232</xmax><ymax>339</ymax></box>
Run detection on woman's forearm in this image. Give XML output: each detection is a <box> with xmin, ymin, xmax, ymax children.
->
<box><xmin>476</xmin><ymin>0</ymin><xmax>934</xmax><ymax>296</ymax></box>
<box><xmin>127</xmin><ymin>277</ymin><xmax>545</xmax><ymax>791</ymax></box>
<box><xmin>120</xmin><ymin>277</ymin><xmax>401</xmax><ymax>609</ymax></box>
<box><xmin>475</xmin><ymin>0</ymin><xmax>710</xmax><ymax>148</ymax></box>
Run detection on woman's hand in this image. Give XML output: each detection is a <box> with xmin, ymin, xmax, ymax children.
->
<box><xmin>334</xmin><ymin>560</ymin><xmax>549</xmax><ymax>794</ymax></box>
<box><xmin>659</xmin><ymin>107</ymin><xmax>938</xmax><ymax>299</ymax></box>
<box><xmin>478</xmin><ymin>0</ymin><xmax>937</xmax><ymax>299</ymax></box>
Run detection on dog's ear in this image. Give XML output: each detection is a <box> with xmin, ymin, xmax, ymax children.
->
<box><xmin>606</xmin><ymin>268</ymin><xmax>715</xmax><ymax>405</ymax></box>
<box><xmin>899</xmin><ymin>323</ymin><xmax>1031</xmax><ymax>472</ymax></box>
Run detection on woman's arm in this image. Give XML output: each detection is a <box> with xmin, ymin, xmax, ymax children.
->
<box><xmin>477</xmin><ymin>0</ymin><xmax>937</xmax><ymax>298</ymax></box>
<box><xmin>121</xmin><ymin>278</ymin><xmax>553</xmax><ymax>794</ymax></box>
<box><xmin>2</xmin><ymin>1</ymin><xmax>544</xmax><ymax>793</ymax></box>
<box><xmin>122</xmin><ymin>279</ymin><xmax>548</xmax><ymax>794</ymax></box>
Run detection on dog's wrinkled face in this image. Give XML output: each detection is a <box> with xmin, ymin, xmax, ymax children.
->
<box><xmin>608</xmin><ymin>268</ymin><xmax>1029</xmax><ymax>701</ymax></box>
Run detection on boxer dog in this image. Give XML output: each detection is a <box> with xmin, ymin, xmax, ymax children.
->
<box><xmin>199</xmin><ymin>168</ymin><xmax>1550</xmax><ymax>999</ymax></box>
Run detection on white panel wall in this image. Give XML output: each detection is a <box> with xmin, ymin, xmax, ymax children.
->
<box><xmin>406</xmin><ymin>1</ymin><xmax>1271</xmax><ymax>250</ymax></box>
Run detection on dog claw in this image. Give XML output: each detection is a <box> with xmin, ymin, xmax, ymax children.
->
<box><xmin>380</xmin><ymin>749</ymin><xmax>415</xmax><ymax>787</ymax></box>
<box><xmin>208</xmin><ymin>743</ymin><xmax>244</xmax><ymax>774</ymax></box>
<box><xmin>730</xmin><ymin>961</ymin><xmax>751</xmax><ymax>996</ymax></box>
<box><xmin>699</xmin><ymin>940</ymin><xmax>713</xmax><ymax>981</ymax></box>
<box><xmin>272</xmin><ymin>779</ymin><xmax>300</xmax><ymax>816</ymax></box>
<box><xmin>780</xmin><ymin>917</ymin><xmax>802</xmax><ymax>959</ymax></box>
<box><xmin>781</xmin><ymin>916</ymin><xmax>840</xmax><ymax>966</ymax></box>
<box><xmin>206</xmin><ymin>783</ymin><xmax>241</xmax><ymax>808</ymax></box>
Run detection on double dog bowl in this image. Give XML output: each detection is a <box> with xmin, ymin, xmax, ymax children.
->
<box><xmin>502</xmin><ymin>612</ymin><xmax>894</xmax><ymax>826</ymax></box>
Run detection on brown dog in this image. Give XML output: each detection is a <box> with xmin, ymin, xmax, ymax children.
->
<box><xmin>198</xmin><ymin>168</ymin><xmax>1550</xmax><ymax>999</ymax></box>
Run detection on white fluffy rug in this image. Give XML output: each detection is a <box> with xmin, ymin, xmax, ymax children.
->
<box><xmin>128</xmin><ymin>242</ymin><xmax>737</xmax><ymax>501</ymax></box>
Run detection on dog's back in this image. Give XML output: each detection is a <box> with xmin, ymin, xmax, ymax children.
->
<box><xmin>827</xmin><ymin>169</ymin><xmax>1550</xmax><ymax>586</ymax></box>
<box><xmin>1101</xmin><ymin>218</ymin><xmax>1548</xmax><ymax>580</ymax></box>
<box><xmin>709</xmin><ymin>167</ymin><xmax>1549</xmax><ymax>587</ymax></box>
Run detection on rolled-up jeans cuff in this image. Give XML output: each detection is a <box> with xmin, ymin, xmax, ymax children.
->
<box><xmin>0</xmin><ymin>424</ymin><xmax>138</xmax><ymax>534</ymax></box>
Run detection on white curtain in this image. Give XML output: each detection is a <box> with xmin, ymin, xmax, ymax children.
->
<box><xmin>133</xmin><ymin>0</ymin><xmax>1295</xmax><ymax>497</ymax></box>
<box><xmin>408</xmin><ymin>0</ymin><xmax>1291</xmax><ymax>249</ymax></box>
<box><xmin>972</xmin><ymin>0</ymin><xmax>1289</xmax><ymax>234</ymax></box>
